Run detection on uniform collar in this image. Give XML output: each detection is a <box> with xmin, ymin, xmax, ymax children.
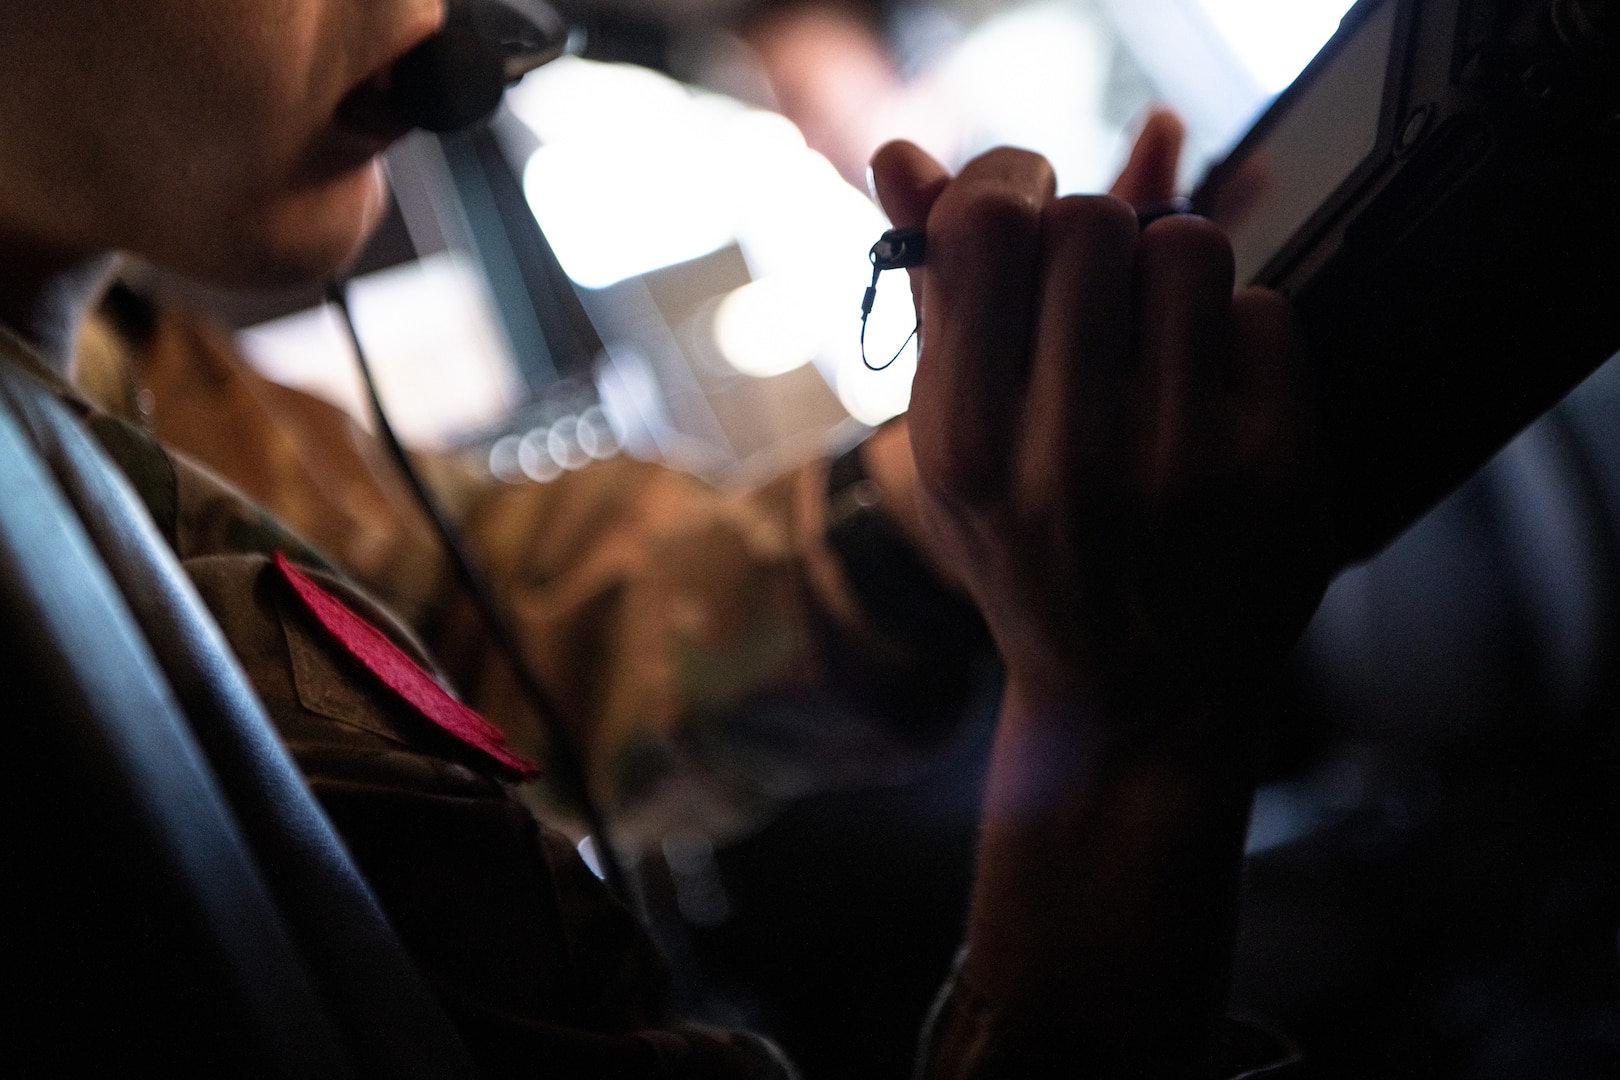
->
<box><xmin>0</xmin><ymin>321</ymin><xmax>95</xmax><ymax>411</ymax></box>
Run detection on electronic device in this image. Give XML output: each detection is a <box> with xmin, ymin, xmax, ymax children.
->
<box><xmin>387</xmin><ymin>0</ymin><xmax>574</xmax><ymax>133</ymax></box>
<box><xmin>1191</xmin><ymin>0</ymin><xmax>1620</xmax><ymax>562</ymax></box>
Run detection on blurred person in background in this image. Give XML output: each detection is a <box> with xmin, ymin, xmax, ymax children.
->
<box><xmin>731</xmin><ymin>0</ymin><xmax>969</xmax><ymax>187</ymax></box>
<box><xmin>555</xmin><ymin>0</ymin><xmax>1154</xmax><ymax>192</ymax></box>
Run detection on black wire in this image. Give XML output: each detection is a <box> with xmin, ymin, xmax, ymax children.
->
<box><xmin>325</xmin><ymin>280</ymin><xmax>632</xmax><ymax>906</ymax></box>
<box><xmin>861</xmin><ymin>227</ymin><xmax>925</xmax><ymax>371</ymax></box>
<box><xmin>857</xmin><ymin>209</ymin><xmax>1187</xmax><ymax>370</ymax></box>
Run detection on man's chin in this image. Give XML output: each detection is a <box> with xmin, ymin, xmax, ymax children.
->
<box><xmin>227</xmin><ymin>237</ymin><xmax>375</xmax><ymax>290</ymax></box>
<box><xmin>211</xmin><ymin>168</ymin><xmax>392</xmax><ymax>289</ymax></box>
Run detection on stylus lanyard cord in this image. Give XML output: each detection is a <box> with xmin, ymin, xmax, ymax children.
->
<box><xmin>859</xmin><ymin>200</ymin><xmax>1191</xmax><ymax>370</ymax></box>
<box><xmin>327</xmin><ymin>280</ymin><xmax>632</xmax><ymax>907</ymax></box>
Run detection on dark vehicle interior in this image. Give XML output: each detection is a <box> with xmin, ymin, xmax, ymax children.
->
<box><xmin>0</xmin><ymin>359</ymin><xmax>476</xmax><ymax>1076</ymax></box>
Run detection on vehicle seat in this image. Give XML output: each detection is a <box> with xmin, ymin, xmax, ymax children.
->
<box><xmin>0</xmin><ymin>356</ymin><xmax>480</xmax><ymax>1078</ymax></box>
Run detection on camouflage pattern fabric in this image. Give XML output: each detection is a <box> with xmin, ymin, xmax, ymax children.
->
<box><xmin>75</xmin><ymin>302</ymin><xmax>949</xmax><ymax>850</ymax></box>
<box><xmin>2</xmin><ymin>322</ymin><xmax>797</xmax><ymax>1078</ymax></box>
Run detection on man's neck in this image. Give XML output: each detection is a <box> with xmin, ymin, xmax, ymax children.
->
<box><xmin>0</xmin><ymin>245</ymin><xmax>118</xmax><ymax>378</ymax></box>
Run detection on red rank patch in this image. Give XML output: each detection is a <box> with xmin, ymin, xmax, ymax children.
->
<box><xmin>275</xmin><ymin>552</ymin><xmax>540</xmax><ymax>781</ymax></box>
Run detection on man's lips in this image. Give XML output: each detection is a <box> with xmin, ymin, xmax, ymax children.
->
<box><xmin>335</xmin><ymin>63</ymin><xmax>415</xmax><ymax>146</ymax></box>
<box><xmin>299</xmin><ymin>57</ymin><xmax>419</xmax><ymax>184</ymax></box>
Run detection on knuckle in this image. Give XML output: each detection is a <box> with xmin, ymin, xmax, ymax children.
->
<box><xmin>931</xmin><ymin>181</ymin><xmax>1043</xmax><ymax>255</ymax></box>
<box><xmin>869</xmin><ymin>140</ymin><xmax>911</xmax><ymax>170</ymax></box>
<box><xmin>929</xmin><ymin>146</ymin><xmax>1056</xmax><ymax>254</ymax></box>
<box><xmin>1139</xmin><ymin>214</ymin><xmax>1234</xmax><ymax>279</ymax></box>
<box><xmin>1230</xmin><ymin>286</ymin><xmax>1305</xmax><ymax>365</ymax></box>
<box><xmin>958</xmin><ymin>145</ymin><xmax>1056</xmax><ymax>188</ymax></box>
<box><xmin>1231</xmin><ymin>285</ymin><xmax>1292</xmax><ymax>326</ymax></box>
<box><xmin>1044</xmin><ymin>194</ymin><xmax>1139</xmax><ymax>254</ymax></box>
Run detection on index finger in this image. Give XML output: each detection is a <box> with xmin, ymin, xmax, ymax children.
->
<box><xmin>911</xmin><ymin>147</ymin><xmax>1056</xmax><ymax>501</ymax></box>
<box><xmin>871</xmin><ymin>140</ymin><xmax>950</xmax><ymax>230</ymax></box>
<box><xmin>871</xmin><ymin>140</ymin><xmax>951</xmax><ymax>318</ymax></box>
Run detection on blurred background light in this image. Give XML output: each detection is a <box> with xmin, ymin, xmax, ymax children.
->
<box><xmin>548</xmin><ymin>416</ymin><xmax>593</xmax><ymax>470</ymax></box>
<box><xmin>519</xmin><ymin>426</ymin><xmax>566</xmax><ymax>481</ymax></box>
<box><xmin>237</xmin><ymin>251</ymin><xmax>521</xmax><ymax>449</ymax></box>
<box><xmin>1195</xmin><ymin>0</ymin><xmax>1357</xmax><ymax>94</ymax></box>
<box><xmin>713</xmin><ymin>279</ymin><xmax>820</xmax><ymax>378</ymax></box>
<box><xmin>837</xmin><ymin>327</ymin><xmax>917</xmax><ymax>428</ymax></box>
<box><xmin>576</xmin><ymin>406</ymin><xmax>621</xmax><ymax>460</ymax></box>
<box><xmin>514</xmin><ymin>58</ymin><xmax>834</xmax><ymax>290</ymax></box>
<box><xmin>206</xmin><ymin>0</ymin><xmax>1378</xmax><ymax>503</ymax></box>
<box><xmin>938</xmin><ymin>0</ymin><xmax>1120</xmax><ymax>194</ymax></box>
<box><xmin>489</xmin><ymin>434</ymin><xmax>526</xmax><ymax>484</ymax></box>
<box><xmin>509</xmin><ymin>54</ymin><xmax>911</xmax><ymax>427</ymax></box>
<box><xmin>229</xmin><ymin>0</ymin><xmax>1367</xmax><ymax>489</ymax></box>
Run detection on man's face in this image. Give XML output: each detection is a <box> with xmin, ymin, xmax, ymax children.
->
<box><xmin>0</xmin><ymin>0</ymin><xmax>444</xmax><ymax>286</ymax></box>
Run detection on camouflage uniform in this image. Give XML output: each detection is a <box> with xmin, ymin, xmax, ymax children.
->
<box><xmin>58</xmin><ymin>307</ymin><xmax>1296</xmax><ymax>1078</ymax></box>
<box><xmin>76</xmin><ymin>302</ymin><xmax>956</xmax><ymax>849</ymax></box>
<box><xmin>0</xmin><ymin>322</ymin><xmax>793</xmax><ymax>1076</ymax></box>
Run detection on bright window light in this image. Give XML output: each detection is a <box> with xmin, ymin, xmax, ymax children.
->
<box><xmin>713</xmin><ymin>279</ymin><xmax>819</xmax><ymax>378</ymax></box>
<box><xmin>508</xmin><ymin>56</ymin><xmax>913</xmax><ymax>424</ymax></box>
<box><xmin>836</xmin><ymin>325</ymin><xmax>916</xmax><ymax>427</ymax></box>
<box><xmin>514</xmin><ymin>59</ymin><xmax>839</xmax><ymax>290</ymax></box>
<box><xmin>524</xmin><ymin>139</ymin><xmax>739</xmax><ymax>289</ymax></box>
<box><xmin>237</xmin><ymin>252</ymin><xmax>521</xmax><ymax>449</ymax></box>
<box><xmin>512</xmin><ymin>59</ymin><xmax>753</xmax><ymax>288</ymax></box>
<box><xmin>940</xmin><ymin>1</ymin><xmax>1119</xmax><ymax>194</ymax></box>
<box><xmin>502</xmin><ymin>4</ymin><xmax>1360</xmax><ymax>450</ymax></box>
<box><xmin>1195</xmin><ymin>0</ymin><xmax>1357</xmax><ymax>93</ymax></box>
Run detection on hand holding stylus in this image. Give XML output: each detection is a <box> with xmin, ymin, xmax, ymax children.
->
<box><xmin>868</xmin><ymin>116</ymin><xmax>1326</xmax><ymax>719</ymax></box>
<box><xmin>869</xmin><ymin>117</ymin><xmax>1331</xmax><ymax>1070</ymax></box>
